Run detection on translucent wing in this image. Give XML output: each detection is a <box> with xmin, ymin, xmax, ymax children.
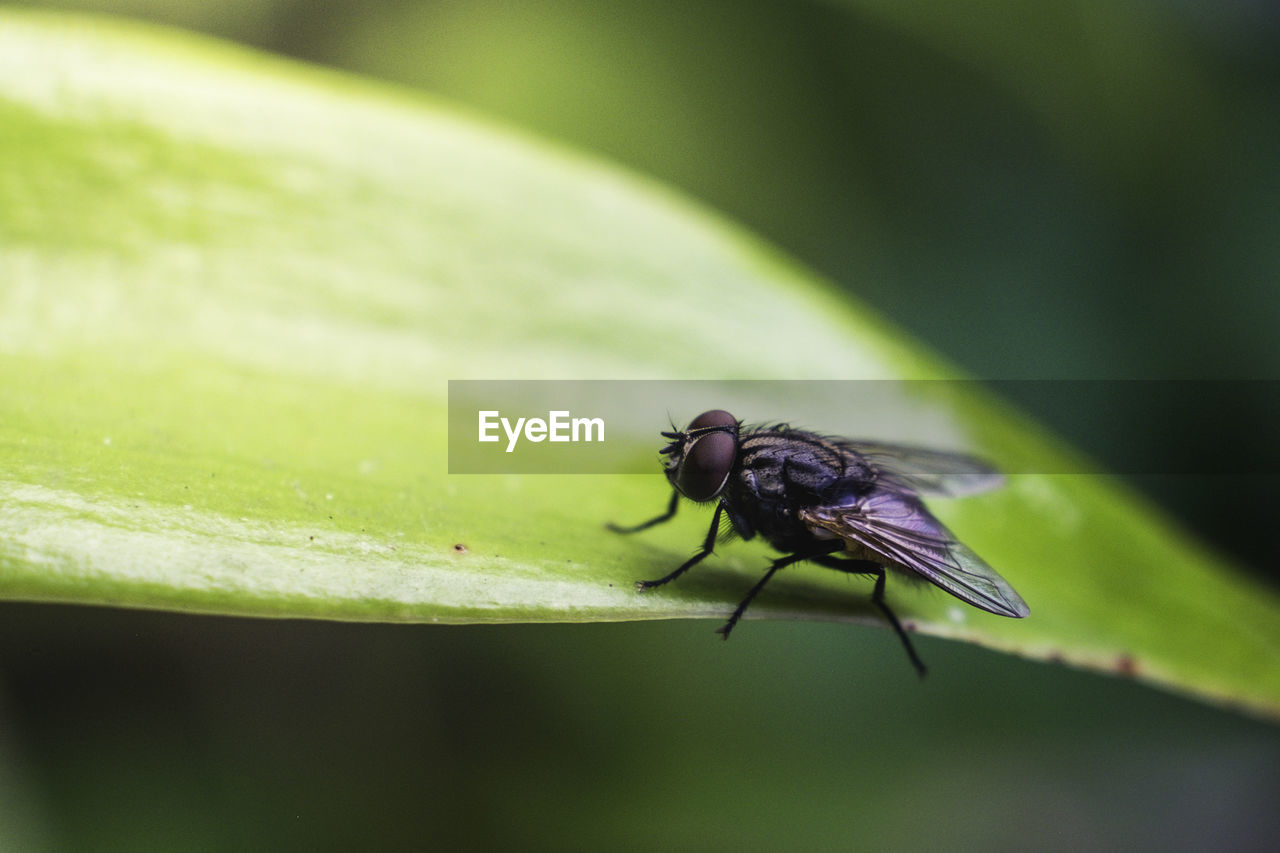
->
<box><xmin>835</xmin><ymin>440</ymin><xmax>1004</xmax><ymax>497</ymax></box>
<box><xmin>800</xmin><ymin>489</ymin><xmax>1029</xmax><ymax>618</ymax></box>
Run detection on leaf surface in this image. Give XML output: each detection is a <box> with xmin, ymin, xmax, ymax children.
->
<box><xmin>1</xmin><ymin>11</ymin><xmax>1276</xmax><ymax>719</ymax></box>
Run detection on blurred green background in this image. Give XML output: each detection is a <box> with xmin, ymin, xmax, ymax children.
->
<box><xmin>3</xmin><ymin>1</ymin><xmax>1278</xmax><ymax>849</ymax></box>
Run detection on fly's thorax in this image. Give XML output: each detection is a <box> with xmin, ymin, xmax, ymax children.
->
<box><xmin>735</xmin><ymin>428</ymin><xmax>868</xmax><ymax>504</ymax></box>
<box><xmin>714</xmin><ymin>428</ymin><xmax>868</xmax><ymax>552</ymax></box>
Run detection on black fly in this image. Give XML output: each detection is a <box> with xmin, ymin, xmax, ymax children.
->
<box><xmin>609</xmin><ymin>410</ymin><xmax>1029</xmax><ymax>675</ymax></box>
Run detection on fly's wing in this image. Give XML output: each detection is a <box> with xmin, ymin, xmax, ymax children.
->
<box><xmin>835</xmin><ymin>440</ymin><xmax>1003</xmax><ymax>498</ymax></box>
<box><xmin>800</xmin><ymin>489</ymin><xmax>1029</xmax><ymax>618</ymax></box>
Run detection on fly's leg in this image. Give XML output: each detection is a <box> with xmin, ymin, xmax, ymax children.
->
<box><xmin>607</xmin><ymin>490</ymin><xmax>678</xmax><ymax>534</ymax></box>
<box><xmin>814</xmin><ymin>556</ymin><xmax>927</xmax><ymax>678</ymax></box>
<box><xmin>869</xmin><ymin>569</ymin><xmax>928</xmax><ymax>678</ymax></box>
<box><xmin>716</xmin><ymin>539</ymin><xmax>846</xmax><ymax>640</ymax></box>
<box><xmin>634</xmin><ymin>502</ymin><xmax>725</xmax><ymax>591</ymax></box>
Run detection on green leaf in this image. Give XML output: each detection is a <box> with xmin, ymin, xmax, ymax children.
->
<box><xmin>1</xmin><ymin>10</ymin><xmax>1277</xmax><ymax>720</ymax></box>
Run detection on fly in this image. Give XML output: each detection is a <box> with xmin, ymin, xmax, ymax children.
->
<box><xmin>609</xmin><ymin>409</ymin><xmax>1029</xmax><ymax>675</ymax></box>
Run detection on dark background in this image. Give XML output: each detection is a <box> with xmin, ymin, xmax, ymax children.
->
<box><xmin>4</xmin><ymin>1</ymin><xmax>1278</xmax><ymax>849</ymax></box>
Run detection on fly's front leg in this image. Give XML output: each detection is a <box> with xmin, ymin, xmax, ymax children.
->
<box><xmin>716</xmin><ymin>539</ymin><xmax>846</xmax><ymax>639</ymax></box>
<box><xmin>635</xmin><ymin>501</ymin><xmax>725</xmax><ymax>591</ymax></box>
<box><xmin>607</xmin><ymin>490</ymin><xmax>678</xmax><ymax>534</ymax></box>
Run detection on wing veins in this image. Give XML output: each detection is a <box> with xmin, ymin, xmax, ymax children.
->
<box><xmin>801</xmin><ymin>495</ymin><xmax>1029</xmax><ymax>618</ymax></box>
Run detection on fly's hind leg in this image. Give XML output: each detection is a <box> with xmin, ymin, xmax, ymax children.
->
<box><xmin>813</xmin><ymin>556</ymin><xmax>928</xmax><ymax>678</ymax></box>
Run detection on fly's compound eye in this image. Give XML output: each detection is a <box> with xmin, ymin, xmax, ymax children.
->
<box><xmin>687</xmin><ymin>409</ymin><xmax>737</xmax><ymax>432</ymax></box>
<box><xmin>676</xmin><ymin>429</ymin><xmax>736</xmax><ymax>501</ymax></box>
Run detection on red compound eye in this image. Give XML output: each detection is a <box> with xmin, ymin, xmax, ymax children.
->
<box><xmin>674</xmin><ymin>411</ymin><xmax>738</xmax><ymax>501</ymax></box>
<box><xmin>687</xmin><ymin>409</ymin><xmax>737</xmax><ymax>432</ymax></box>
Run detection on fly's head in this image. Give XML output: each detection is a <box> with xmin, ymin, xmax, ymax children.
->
<box><xmin>660</xmin><ymin>409</ymin><xmax>740</xmax><ymax>502</ymax></box>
